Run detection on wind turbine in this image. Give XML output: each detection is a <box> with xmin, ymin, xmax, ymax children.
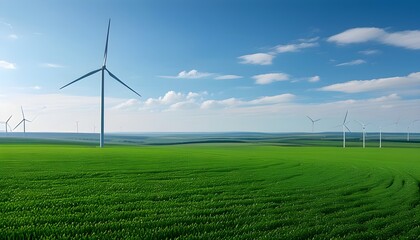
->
<box><xmin>407</xmin><ymin>120</ymin><xmax>420</xmax><ymax>142</ymax></box>
<box><xmin>355</xmin><ymin>120</ymin><xmax>368</xmax><ymax>148</ymax></box>
<box><xmin>306</xmin><ymin>116</ymin><xmax>320</xmax><ymax>132</ymax></box>
<box><xmin>341</xmin><ymin>110</ymin><xmax>351</xmax><ymax>148</ymax></box>
<box><xmin>1</xmin><ymin>115</ymin><xmax>13</xmax><ymax>133</ymax></box>
<box><xmin>379</xmin><ymin>126</ymin><xmax>382</xmax><ymax>148</ymax></box>
<box><xmin>14</xmin><ymin>107</ymin><xmax>31</xmax><ymax>133</ymax></box>
<box><xmin>60</xmin><ymin>19</ymin><xmax>141</xmax><ymax>148</ymax></box>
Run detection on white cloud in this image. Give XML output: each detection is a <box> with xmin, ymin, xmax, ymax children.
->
<box><xmin>0</xmin><ymin>60</ymin><xmax>16</xmax><ymax>69</ymax></box>
<box><xmin>298</xmin><ymin>37</ymin><xmax>319</xmax><ymax>42</ymax></box>
<box><xmin>328</xmin><ymin>27</ymin><xmax>420</xmax><ymax>50</ymax></box>
<box><xmin>328</xmin><ymin>27</ymin><xmax>385</xmax><ymax>44</ymax></box>
<box><xmin>160</xmin><ymin>69</ymin><xmax>212</xmax><ymax>79</ymax></box>
<box><xmin>335</xmin><ymin>59</ymin><xmax>366</xmax><ymax>67</ymax></box>
<box><xmin>359</xmin><ymin>49</ymin><xmax>380</xmax><ymax>55</ymax></box>
<box><xmin>308</xmin><ymin>75</ymin><xmax>320</xmax><ymax>82</ymax></box>
<box><xmin>252</xmin><ymin>73</ymin><xmax>289</xmax><ymax>85</ymax></box>
<box><xmin>41</xmin><ymin>63</ymin><xmax>64</xmax><ymax>68</ymax></box>
<box><xmin>248</xmin><ymin>94</ymin><xmax>295</xmax><ymax>105</ymax></box>
<box><xmin>112</xmin><ymin>99</ymin><xmax>139</xmax><ymax>110</ymax></box>
<box><xmin>32</xmin><ymin>86</ymin><xmax>42</xmax><ymax>90</ymax></box>
<box><xmin>381</xmin><ymin>30</ymin><xmax>420</xmax><ymax>49</ymax></box>
<box><xmin>215</xmin><ymin>75</ymin><xmax>243</xmax><ymax>80</ymax></box>
<box><xmin>200</xmin><ymin>94</ymin><xmax>295</xmax><ymax>110</ymax></box>
<box><xmin>161</xmin><ymin>91</ymin><xmax>184</xmax><ymax>104</ymax></box>
<box><xmin>238</xmin><ymin>53</ymin><xmax>274</xmax><ymax>65</ymax></box>
<box><xmin>1</xmin><ymin>92</ymin><xmax>419</xmax><ymax>133</ymax></box>
<box><xmin>319</xmin><ymin>72</ymin><xmax>420</xmax><ymax>93</ymax></box>
<box><xmin>8</xmin><ymin>34</ymin><xmax>18</xmax><ymax>40</ymax></box>
<box><xmin>275</xmin><ymin>42</ymin><xmax>318</xmax><ymax>53</ymax></box>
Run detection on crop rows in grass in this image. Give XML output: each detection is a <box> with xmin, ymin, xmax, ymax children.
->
<box><xmin>0</xmin><ymin>144</ymin><xmax>420</xmax><ymax>239</ymax></box>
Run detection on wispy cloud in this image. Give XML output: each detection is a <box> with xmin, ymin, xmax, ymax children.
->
<box><xmin>160</xmin><ymin>69</ymin><xmax>212</xmax><ymax>79</ymax></box>
<box><xmin>238</xmin><ymin>53</ymin><xmax>274</xmax><ymax>65</ymax></box>
<box><xmin>252</xmin><ymin>73</ymin><xmax>289</xmax><ymax>85</ymax></box>
<box><xmin>275</xmin><ymin>42</ymin><xmax>318</xmax><ymax>53</ymax></box>
<box><xmin>0</xmin><ymin>60</ymin><xmax>16</xmax><ymax>69</ymax></box>
<box><xmin>319</xmin><ymin>72</ymin><xmax>420</xmax><ymax>93</ymax></box>
<box><xmin>328</xmin><ymin>27</ymin><xmax>420</xmax><ymax>50</ymax></box>
<box><xmin>8</xmin><ymin>34</ymin><xmax>18</xmax><ymax>40</ymax></box>
<box><xmin>41</xmin><ymin>63</ymin><xmax>65</xmax><ymax>68</ymax></box>
<box><xmin>248</xmin><ymin>94</ymin><xmax>295</xmax><ymax>105</ymax></box>
<box><xmin>359</xmin><ymin>49</ymin><xmax>380</xmax><ymax>55</ymax></box>
<box><xmin>0</xmin><ymin>21</ymin><xmax>13</xmax><ymax>30</ymax></box>
<box><xmin>335</xmin><ymin>59</ymin><xmax>366</xmax><ymax>67</ymax></box>
<box><xmin>215</xmin><ymin>75</ymin><xmax>243</xmax><ymax>80</ymax></box>
<box><xmin>201</xmin><ymin>93</ymin><xmax>294</xmax><ymax>110</ymax></box>
<box><xmin>112</xmin><ymin>99</ymin><xmax>139</xmax><ymax>110</ymax></box>
<box><xmin>32</xmin><ymin>86</ymin><xmax>42</xmax><ymax>90</ymax></box>
<box><xmin>308</xmin><ymin>75</ymin><xmax>320</xmax><ymax>82</ymax></box>
<box><xmin>239</xmin><ymin>37</ymin><xmax>319</xmax><ymax>65</ymax></box>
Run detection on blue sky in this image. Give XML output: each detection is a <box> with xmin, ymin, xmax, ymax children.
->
<box><xmin>1</xmin><ymin>0</ymin><xmax>420</xmax><ymax>133</ymax></box>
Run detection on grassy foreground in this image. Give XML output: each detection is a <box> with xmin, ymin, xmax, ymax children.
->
<box><xmin>0</xmin><ymin>143</ymin><xmax>420</xmax><ymax>239</ymax></box>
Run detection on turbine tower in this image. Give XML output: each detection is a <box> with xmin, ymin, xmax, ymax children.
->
<box><xmin>341</xmin><ymin>110</ymin><xmax>351</xmax><ymax>148</ymax></box>
<box><xmin>1</xmin><ymin>115</ymin><xmax>13</xmax><ymax>133</ymax></box>
<box><xmin>14</xmin><ymin>107</ymin><xmax>31</xmax><ymax>133</ymax></box>
<box><xmin>355</xmin><ymin>120</ymin><xmax>368</xmax><ymax>148</ymax></box>
<box><xmin>306</xmin><ymin>116</ymin><xmax>320</xmax><ymax>132</ymax></box>
<box><xmin>379</xmin><ymin>126</ymin><xmax>382</xmax><ymax>148</ymax></box>
<box><xmin>60</xmin><ymin>19</ymin><xmax>141</xmax><ymax>148</ymax></box>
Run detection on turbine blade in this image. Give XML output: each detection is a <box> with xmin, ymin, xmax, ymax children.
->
<box><xmin>6</xmin><ymin>115</ymin><xmax>12</xmax><ymax>123</ymax></box>
<box><xmin>355</xmin><ymin>120</ymin><xmax>363</xmax><ymax>126</ymax></box>
<box><xmin>345</xmin><ymin>125</ymin><xmax>351</xmax><ymax>133</ymax></box>
<box><xmin>106</xmin><ymin>68</ymin><xmax>142</xmax><ymax>97</ymax></box>
<box><xmin>306</xmin><ymin>116</ymin><xmax>314</xmax><ymax>122</ymax></box>
<box><xmin>14</xmin><ymin>120</ymin><xmax>24</xmax><ymax>130</ymax></box>
<box><xmin>21</xmin><ymin>106</ymin><xmax>25</xmax><ymax>119</ymax></box>
<box><xmin>314</xmin><ymin>119</ymin><xmax>321</xmax><ymax>122</ymax></box>
<box><xmin>343</xmin><ymin>110</ymin><xmax>348</xmax><ymax>124</ymax></box>
<box><xmin>103</xmin><ymin>19</ymin><xmax>111</xmax><ymax>67</ymax></box>
<box><xmin>60</xmin><ymin>68</ymin><xmax>102</xmax><ymax>89</ymax></box>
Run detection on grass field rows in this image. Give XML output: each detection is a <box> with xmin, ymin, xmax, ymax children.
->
<box><xmin>1</xmin><ymin>144</ymin><xmax>420</xmax><ymax>239</ymax></box>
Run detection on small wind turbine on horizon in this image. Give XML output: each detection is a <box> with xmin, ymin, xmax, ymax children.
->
<box><xmin>407</xmin><ymin>120</ymin><xmax>420</xmax><ymax>142</ymax></box>
<box><xmin>340</xmin><ymin>111</ymin><xmax>351</xmax><ymax>148</ymax></box>
<box><xmin>1</xmin><ymin>115</ymin><xmax>13</xmax><ymax>133</ymax></box>
<box><xmin>60</xmin><ymin>19</ymin><xmax>141</xmax><ymax>148</ymax></box>
<box><xmin>14</xmin><ymin>107</ymin><xmax>32</xmax><ymax>133</ymax></box>
<box><xmin>355</xmin><ymin>120</ymin><xmax>368</xmax><ymax>148</ymax></box>
<box><xmin>306</xmin><ymin>116</ymin><xmax>320</xmax><ymax>132</ymax></box>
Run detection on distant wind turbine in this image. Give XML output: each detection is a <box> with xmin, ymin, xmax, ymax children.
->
<box><xmin>355</xmin><ymin>120</ymin><xmax>368</xmax><ymax>148</ymax></box>
<box><xmin>407</xmin><ymin>120</ymin><xmax>420</xmax><ymax>142</ymax></box>
<box><xmin>60</xmin><ymin>19</ymin><xmax>141</xmax><ymax>148</ymax></box>
<box><xmin>341</xmin><ymin>110</ymin><xmax>351</xmax><ymax>148</ymax></box>
<box><xmin>1</xmin><ymin>115</ymin><xmax>13</xmax><ymax>133</ymax></box>
<box><xmin>306</xmin><ymin>116</ymin><xmax>320</xmax><ymax>132</ymax></box>
<box><xmin>14</xmin><ymin>107</ymin><xmax>32</xmax><ymax>133</ymax></box>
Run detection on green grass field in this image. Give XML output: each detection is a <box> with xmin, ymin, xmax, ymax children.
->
<box><xmin>1</xmin><ymin>143</ymin><xmax>420</xmax><ymax>239</ymax></box>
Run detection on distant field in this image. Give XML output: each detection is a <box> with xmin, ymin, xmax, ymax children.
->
<box><xmin>1</xmin><ymin>143</ymin><xmax>420</xmax><ymax>239</ymax></box>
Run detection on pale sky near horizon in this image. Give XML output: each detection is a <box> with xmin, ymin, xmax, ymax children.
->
<box><xmin>1</xmin><ymin>0</ymin><xmax>420</xmax><ymax>133</ymax></box>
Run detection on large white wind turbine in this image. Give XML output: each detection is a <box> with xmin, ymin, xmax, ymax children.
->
<box><xmin>1</xmin><ymin>115</ymin><xmax>13</xmax><ymax>133</ymax></box>
<box><xmin>355</xmin><ymin>120</ymin><xmax>368</xmax><ymax>148</ymax></box>
<box><xmin>14</xmin><ymin>107</ymin><xmax>31</xmax><ymax>133</ymax></box>
<box><xmin>407</xmin><ymin>120</ymin><xmax>420</xmax><ymax>142</ymax></box>
<box><xmin>306</xmin><ymin>116</ymin><xmax>320</xmax><ymax>132</ymax></box>
<box><xmin>60</xmin><ymin>19</ymin><xmax>141</xmax><ymax>148</ymax></box>
<box><xmin>341</xmin><ymin>111</ymin><xmax>351</xmax><ymax>148</ymax></box>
